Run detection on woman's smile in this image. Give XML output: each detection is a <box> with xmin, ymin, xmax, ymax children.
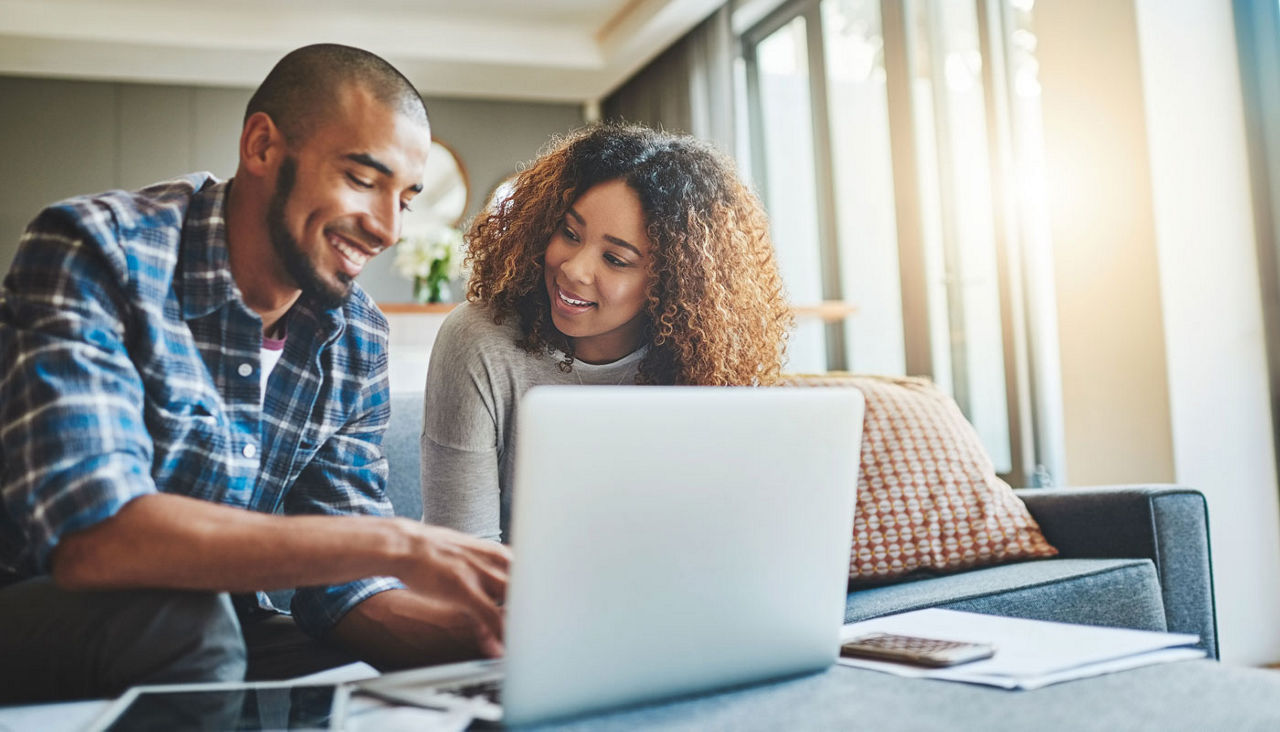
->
<box><xmin>553</xmin><ymin>283</ymin><xmax>596</xmax><ymax>311</ymax></box>
<box><xmin>542</xmin><ymin>179</ymin><xmax>653</xmax><ymax>364</ymax></box>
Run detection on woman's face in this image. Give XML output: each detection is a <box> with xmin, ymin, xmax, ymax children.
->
<box><xmin>543</xmin><ymin>178</ymin><xmax>654</xmax><ymax>364</ymax></box>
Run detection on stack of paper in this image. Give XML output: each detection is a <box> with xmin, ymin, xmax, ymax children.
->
<box><xmin>838</xmin><ymin>608</ymin><xmax>1205</xmax><ymax>690</ymax></box>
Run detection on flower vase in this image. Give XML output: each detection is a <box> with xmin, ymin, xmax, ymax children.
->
<box><xmin>414</xmin><ymin>276</ymin><xmax>450</xmax><ymax>304</ymax></box>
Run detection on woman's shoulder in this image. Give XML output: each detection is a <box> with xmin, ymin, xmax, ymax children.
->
<box><xmin>436</xmin><ymin>301</ymin><xmax>523</xmax><ymax>352</ymax></box>
<box><xmin>441</xmin><ymin>300</ymin><xmax>514</xmax><ymax>333</ymax></box>
<box><xmin>429</xmin><ymin>301</ymin><xmax>565</xmax><ymax>396</ymax></box>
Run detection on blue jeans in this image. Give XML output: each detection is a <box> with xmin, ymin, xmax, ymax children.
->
<box><xmin>0</xmin><ymin>577</ymin><xmax>354</xmax><ymax>704</ymax></box>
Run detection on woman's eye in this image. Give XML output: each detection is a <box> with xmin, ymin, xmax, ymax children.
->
<box><xmin>562</xmin><ymin>226</ymin><xmax>580</xmax><ymax>242</ymax></box>
<box><xmin>605</xmin><ymin>253</ymin><xmax>630</xmax><ymax>267</ymax></box>
<box><xmin>346</xmin><ymin>173</ymin><xmax>373</xmax><ymax>189</ymax></box>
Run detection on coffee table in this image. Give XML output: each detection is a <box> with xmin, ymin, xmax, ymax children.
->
<box><xmin>536</xmin><ymin>660</ymin><xmax>1279</xmax><ymax>730</ymax></box>
<box><xmin>3</xmin><ymin>659</ymin><xmax>1276</xmax><ymax>730</ymax></box>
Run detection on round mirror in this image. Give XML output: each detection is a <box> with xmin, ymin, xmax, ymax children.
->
<box><xmin>484</xmin><ymin>173</ymin><xmax>518</xmax><ymax>215</ymax></box>
<box><xmin>402</xmin><ymin>138</ymin><xmax>469</xmax><ymax>236</ymax></box>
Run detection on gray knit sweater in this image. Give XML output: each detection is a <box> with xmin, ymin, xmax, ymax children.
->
<box><xmin>420</xmin><ymin>301</ymin><xmax>645</xmax><ymax>541</ymax></box>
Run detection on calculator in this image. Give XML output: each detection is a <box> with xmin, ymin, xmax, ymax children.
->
<box><xmin>840</xmin><ymin>632</ymin><xmax>996</xmax><ymax>667</ymax></box>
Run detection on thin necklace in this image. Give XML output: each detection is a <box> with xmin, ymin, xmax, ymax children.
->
<box><xmin>573</xmin><ymin>363</ymin><xmax>634</xmax><ymax>386</ymax></box>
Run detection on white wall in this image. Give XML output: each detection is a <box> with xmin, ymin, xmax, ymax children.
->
<box><xmin>1134</xmin><ymin>0</ymin><xmax>1280</xmax><ymax>666</ymax></box>
<box><xmin>1036</xmin><ymin>0</ymin><xmax>1176</xmax><ymax>486</ymax></box>
<box><xmin>386</xmin><ymin>312</ymin><xmax>449</xmax><ymax>394</ymax></box>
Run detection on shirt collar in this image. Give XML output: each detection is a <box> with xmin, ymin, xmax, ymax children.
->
<box><xmin>176</xmin><ymin>178</ymin><xmax>348</xmax><ymax>339</ymax></box>
<box><xmin>178</xmin><ymin>178</ymin><xmax>239</xmax><ymax>322</ymax></box>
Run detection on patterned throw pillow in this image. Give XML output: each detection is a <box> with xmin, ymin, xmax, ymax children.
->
<box><xmin>779</xmin><ymin>373</ymin><xmax>1058</xmax><ymax>582</ymax></box>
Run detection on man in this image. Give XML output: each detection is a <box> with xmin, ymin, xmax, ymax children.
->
<box><xmin>0</xmin><ymin>44</ymin><xmax>509</xmax><ymax>703</ymax></box>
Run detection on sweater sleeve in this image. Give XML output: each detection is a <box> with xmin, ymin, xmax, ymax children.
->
<box><xmin>420</xmin><ymin>305</ymin><xmax>504</xmax><ymax>542</ymax></box>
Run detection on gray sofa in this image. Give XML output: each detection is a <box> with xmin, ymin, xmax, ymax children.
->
<box><xmin>383</xmin><ymin>394</ymin><xmax>1219</xmax><ymax>658</ymax></box>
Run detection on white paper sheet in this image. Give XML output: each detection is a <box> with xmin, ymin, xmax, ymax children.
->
<box><xmin>342</xmin><ymin>697</ymin><xmax>473</xmax><ymax>732</ymax></box>
<box><xmin>838</xmin><ymin>608</ymin><xmax>1206</xmax><ymax>689</ymax></box>
<box><xmin>289</xmin><ymin>661</ymin><xmax>381</xmax><ymax>685</ymax></box>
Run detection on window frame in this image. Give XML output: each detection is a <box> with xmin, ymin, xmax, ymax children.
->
<box><xmin>743</xmin><ymin>1</ymin><xmax>849</xmax><ymax>369</ymax></box>
<box><xmin>741</xmin><ymin>0</ymin><xmax>1039</xmax><ymax>485</ymax></box>
<box><xmin>1234</xmin><ymin>0</ymin><xmax>1280</xmax><ymax>496</ymax></box>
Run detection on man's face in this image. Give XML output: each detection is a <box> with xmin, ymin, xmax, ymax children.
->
<box><xmin>266</xmin><ymin>83</ymin><xmax>430</xmax><ymax>308</ymax></box>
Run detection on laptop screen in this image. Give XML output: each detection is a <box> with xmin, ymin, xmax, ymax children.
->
<box><xmin>500</xmin><ymin>385</ymin><xmax>865</xmax><ymax>725</ymax></box>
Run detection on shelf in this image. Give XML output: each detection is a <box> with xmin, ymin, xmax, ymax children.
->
<box><xmin>378</xmin><ymin>301</ymin><xmax>858</xmax><ymax>322</ymax></box>
<box><xmin>379</xmin><ymin>303</ymin><xmax>459</xmax><ymax>314</ymax></box>
<box><xmin>791</xmin><ymin>302</ymin><xmax>859</xmax><ymax>323</ymax></box>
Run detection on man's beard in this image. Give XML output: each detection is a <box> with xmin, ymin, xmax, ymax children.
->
<box><xmin>266</xmin><ymin>156</ymin><xmax>353</xmax><ymax>310</ymax></box>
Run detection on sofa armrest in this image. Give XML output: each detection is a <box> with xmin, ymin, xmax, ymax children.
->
<box><xmin>1015</xmin><ymin>484</ymin><xmax>1218</xmax><ymax>658</ymax></box>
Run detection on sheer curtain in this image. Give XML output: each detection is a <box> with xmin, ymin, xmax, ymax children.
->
<box><xmin>602</xmin><ymin>6</ymin><xmax>737</xmax><ymax>153</ymax></box>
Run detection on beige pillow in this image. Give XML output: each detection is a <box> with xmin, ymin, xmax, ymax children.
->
<box><xmin>779</xmin><ymin>373</ymin><xmax>1058</xmax><ymax>582</ymax></box>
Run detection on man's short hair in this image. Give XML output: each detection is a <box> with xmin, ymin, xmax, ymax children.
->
<box><xmin>245</xmin><ymin>43</ymin><xmax>428</xmax><ymax>144</ymax></box>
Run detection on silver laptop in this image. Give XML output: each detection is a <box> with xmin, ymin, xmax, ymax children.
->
<box><xmin>356</xmin><ymin>385</ymin><xmax>865</xmax><ymax>726</ymax></box>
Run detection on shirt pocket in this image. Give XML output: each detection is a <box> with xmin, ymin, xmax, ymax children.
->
<box><xmin>143</xmin><ymin>380</ymin><xmax>239</xmax><ymax>502</ymax></box>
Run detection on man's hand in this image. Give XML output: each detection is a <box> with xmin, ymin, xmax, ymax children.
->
<box><xmin>50</xmin><ymin>494</ymin><xmax>513</xmax><ymax>667</ymax></box>
<box><xmin>329</xmin><ymin>589</ymin><xmax>499</xmax><ymax>669</ymax></box>
<box><xmin>330</xmin><ymin>522</ymin><xmax>512</xmax><ymax>668</ymax></box>
<box><xmin>392</xmin><ymin>520</ymin><xmax>511</xmax><ymax>656</ymax></box>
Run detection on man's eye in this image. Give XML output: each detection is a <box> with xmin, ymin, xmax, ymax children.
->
<box><xmin>346</xmin><ymin>173</ymin><xmax>373</xmax><ymax>188</ymax></box>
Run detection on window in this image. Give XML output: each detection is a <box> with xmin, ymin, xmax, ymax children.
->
<box><xmin>1234</xmin><ymin>0</ymin><xmax>1280</xmax><ymax>491</ymax></box>
<box><xmin>751</xmin><ymin>16</ymin><xmax>832</xmax><ymax>371</ymax></box>
<box><xmin>743</xmin><ymin>0</ymin><xmax>1057</xmax><ymax>483</ymax></box>
<box><xmin>822</xmin><ymin>0</ymin><xmax>907</xmax><ymax>376</ymax></box>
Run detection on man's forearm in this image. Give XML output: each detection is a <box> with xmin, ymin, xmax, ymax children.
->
<box><xmin>49</xmin><ymin>492</ymin><xmax>418</xmax><ymax>592</ymax></box>
<box><xmin>50</xmin><ymin>491</ymin><xmax>511</xmax><ymax>658</ymax></box>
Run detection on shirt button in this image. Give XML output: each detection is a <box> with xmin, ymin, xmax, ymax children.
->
<box><xmin>243</xmin><ymin>444</ymin><xmax>257</xmax><ymax>459</ymax></box>
<box><xmin>238</xmin><ymin>363</ymin><xmax>253</xmax><ymax>377</ymax></box>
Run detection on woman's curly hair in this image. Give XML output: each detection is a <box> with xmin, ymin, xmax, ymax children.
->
<box><xmin>465</xmin><ymin>122</ymin><xmax>792</xmax><ymax>385</ymax></box>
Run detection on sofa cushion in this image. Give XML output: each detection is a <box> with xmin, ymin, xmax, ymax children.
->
<box><xmin>780</xmin><ymin>374</ymin><xmax>1058</xmax><ymax>582</ymax></box>
<box><xmin>846</xmin><ymin>558</ymin><xmax>1169</xmax><ymax>633</ymax></box>
<box><xmin>385</xmin><ymin>393</ymin><xmax>426</xmax><ymax>520</ymax></box>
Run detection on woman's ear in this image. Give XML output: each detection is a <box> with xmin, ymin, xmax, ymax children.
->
<box><xmin>239</xmin><ymin>111</ymin><xmax>284</xmax><ymax>177</ymax></box>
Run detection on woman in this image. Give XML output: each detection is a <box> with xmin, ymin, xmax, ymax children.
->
<box><xmin>421</xmin><ymin>123</ymin><xmax>791</xmax><ymax>541</ymax></box>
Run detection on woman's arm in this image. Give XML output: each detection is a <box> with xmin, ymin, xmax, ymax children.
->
<box><xmin>421</xmin><ymin>434</ymin><xmax>502</xmax><ymax>541</ymax></box>
<box><xmin>420</xmin><ymin>306</ymin><xmax>505</xmax><ymax>541</ymax></box>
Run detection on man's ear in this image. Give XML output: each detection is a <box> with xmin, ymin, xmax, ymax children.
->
<box><xmin>240</xmin><ymin>112</ymin><xmax>285</xmax><ymax>177</ymax></box>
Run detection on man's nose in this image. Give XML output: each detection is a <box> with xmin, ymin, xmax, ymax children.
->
<box><xmin>362</xmin><ymin>195</ymin><xmax>400</xmax><ymax>249</ymax></box>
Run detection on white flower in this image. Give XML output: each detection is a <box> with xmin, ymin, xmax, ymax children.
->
<box><xmin>394</xmin><ymin>224</ymin><xmax>464</xmax><ymax>281</ymax></box>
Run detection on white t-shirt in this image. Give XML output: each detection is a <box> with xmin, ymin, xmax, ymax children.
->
<box><xmin>260</xmin><ymin>331</ymin><xmax>287</xmax><ymax>405</ymax></box>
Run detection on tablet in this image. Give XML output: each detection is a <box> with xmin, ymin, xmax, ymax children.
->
<box><xmin>87</xmin><ymin>680</ymin><xmax>347</xmax><ymax>732</ymax></box>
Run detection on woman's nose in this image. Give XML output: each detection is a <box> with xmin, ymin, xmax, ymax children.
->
<box><xmin>560</xmin><ymin>246</ymin><xmax>593</xmax><ymax>284</ymax></box>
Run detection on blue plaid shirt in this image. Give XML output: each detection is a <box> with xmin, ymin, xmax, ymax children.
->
<box><xmin>0</xmin><ymin>173</ymin><xmax>403</xmax><ymax>637</ymax></box>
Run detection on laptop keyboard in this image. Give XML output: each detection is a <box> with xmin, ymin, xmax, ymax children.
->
<box><xmin>441</xmin><ymin>677</ymin><xmax>503</xmax><ymax>705</ymax></box>
<box><xmin>355</xmin><ymin>669</ymin><xmax>505</xmax><ymax>722</ymax></box>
